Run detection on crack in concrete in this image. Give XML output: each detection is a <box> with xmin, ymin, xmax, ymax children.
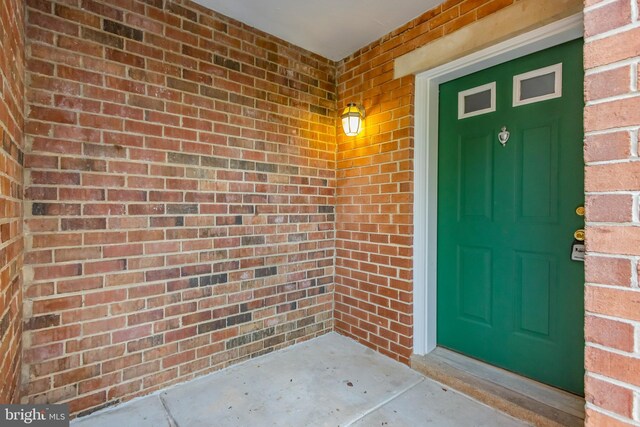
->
<box><xmin>158</xmin><ymin>394</ymin><xmax>180</xmax><ymax>427</ymax></box>
<box><xmin>342</xmin><ymin>377</ymin><xmax>426</xmax><ymax>426</ymax></box>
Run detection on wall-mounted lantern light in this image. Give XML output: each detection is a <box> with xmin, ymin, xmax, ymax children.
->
<box><xmin>341</xmin><ymin>103</ymin><xmax>365</xmax><ymax>136</ymax></box>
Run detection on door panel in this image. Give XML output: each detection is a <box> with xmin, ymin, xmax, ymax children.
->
<box><xmin>437</xmin><ymin>39</ymin><xmax>584</xmax><ymax>395</ymax></box>
<box><xmin>458</xmin><ymin>245</ymin><xmax>493</xmax><ymax>325</ymax></box>
<box><xmin>518</xmin><ymin>123</ymin><xmax>558</xmax><ymax>222</ymax></box>
<box><xmin>516</xmin><ymin>251</ymin><xmax>553</xmax><ymax>337</ymax></box>
<box><xmin>458</xmin><ymin>133</ymin><xmax>493</xmax><ymax>220</ymax></box>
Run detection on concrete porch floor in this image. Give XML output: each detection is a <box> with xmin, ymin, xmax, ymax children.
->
<box><xmin>72</xmin><ymin>333</ymin><xmax>528</xmax><ymax>427</ymax></box>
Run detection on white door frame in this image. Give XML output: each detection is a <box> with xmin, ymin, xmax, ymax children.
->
<box><xmin>412</xmin><ymin>14</ymin><xmax>584</xmax><ymax>355</ymax></box>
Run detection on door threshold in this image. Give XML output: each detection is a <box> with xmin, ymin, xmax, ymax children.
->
<box><xmin>410</xmin><ymin>348</ymin><xmax>585</xmax><ymax>427</ymax></box>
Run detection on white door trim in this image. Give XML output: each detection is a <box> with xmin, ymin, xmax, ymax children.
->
<box><xmin>412</xmin><ymin>13</ymin><xmax>584</xmax><ymax>355</ymax></box>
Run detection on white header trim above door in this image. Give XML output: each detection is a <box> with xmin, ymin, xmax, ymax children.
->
<box><xmin>412</xmin><ymin>13</ymin><xmax>584</xmax><ymax>355</ymax></box>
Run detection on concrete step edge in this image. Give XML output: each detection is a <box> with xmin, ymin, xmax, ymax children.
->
<box><xmin>410</xmin><ymin>354</ymin><xmax>584</xmax><ymax>427</ymax></box>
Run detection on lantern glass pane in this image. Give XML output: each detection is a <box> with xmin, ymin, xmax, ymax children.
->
<box><xmin>342</xmin><ymin>115</ymin><xmax>360</xmax><ymax>136</ymax></box>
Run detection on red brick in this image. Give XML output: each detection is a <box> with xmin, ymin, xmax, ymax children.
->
<box><xmin>31</xmin><ymin>325</ymin><xmax>81</xmax><ymax>346</ymax></box>
<box><xmin>113</xmin><ymin>325</ymin><xmax>152</xmax><ymax>344</ymax></box>
<box><xmin>585</xmin><ymin>97</ymin><xmax>640</xmax><ymax>132</ymax></box>
<box><xmin>587</xmin><ymin>226</ymin><xmax>640</xmax><ymax>256</ymax></box>
<box><xmin>585</xmin><ymin>409</ymin><xmax>634</xmax><ymax>427</ymax></box>
<box><xmin>585</xmin><ymin>255</ymin><xmax>632</xmax><ymax>287</ymax></box>
<box><xmin>585</xmin><ymin>27</ymin><xmax>640</xmax><ymax>69</ymax></box>
<box><xmin>584</xmin><ymin>0</ymin><xmax>632</xmax><ymax>38</ymax></box>
<box><xmin>162</xmin><ymin>350</ymin><xmax>195</xmax><ymax>369</ymax></box>
<box><xmin>54</xmin><ymin>365</ymin><xmax>100</xmax><ymax>387</ymax></box>
<box><xmin>108</xmin><ymin>380</ymin><xmax>141</xmax><ymax>400</ymax></box>
<box><xmin>586</xmin><ymin>346</ymin><xmax>640</xmax><ymax>389</ymax></box>
<box><xmin>585</xmin><ymin>376</ymin><xmax>633</xmax><ymax>419</ymax></box>
<box><xmin>586</xmin><ymin>194</ymin><xmax>633</xmax><ymax>222</ymax></box>
<box><xmin>122</xmin><ymin>361</ymin><xmax>160</xmax><ymax>381</ymax></box>
<box><xmin>584</xmin><ymin>131</ymin><xmax>631</xmax><ymax>162</ymax></box>
<box><xmin>84</xmin><ymin>289</ymin><xmax>127</xmax><ymax>306</ymax></box>
<box><xmin>82</xmin><ymin>345</ymin><xmax>126</xmax><ymax>364</ymax></box>
<box><xmin>78</xmin><ymin>372</ymin><xmax>121</xmax><ymax>395</ymax></box>
<box><xmin>29</xmin><ymin>11</ymin><xmax>78</xmax><ymax>35</ymax></box>
<box><xmin>68</xmin><ymin>391</ymin><xmax>107</xmax><ymax>414</ymax></box>
<box><xmin>23</xmin><ymin>343</ymin><xmax>63</xmax><ymax>364</ymax></box>
<box><xmin>586</xmin><ymin>162</ymin><xmax>640</xmax><ymax>192</ymax></box>
<box><xmin>586</xmin><ymin>285</ymin><xmax>640</xmax><ymax>322</ymax></box>
<box><xmin>33</xmin><ymin>296</ymin><xmax>82</xmax><ymax>314</ymax></box>
<box><xmin>585</xmin><ymin>315</ymin><xmax>634</xmax><ymax>352</ymax></box>
<box><xmin>165</xmin><ymin>327</ymin><xmax>197</xmax><ymax>343</ymax></box>
<box><xmin>84</xmin><ymin>259</ymin><xmax>127</xmax><ymax>275</ymax></box>
<box><xmin>585</xmin><ymin>66</ymin><xmax>632</xmax><ymax>101</ymax></box>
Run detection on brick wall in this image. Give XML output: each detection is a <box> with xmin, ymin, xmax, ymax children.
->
<box><xmin>335</xmin><ymin>0</ymin><xmax>517</xmax><ymax>364</ymax></box>
<box><xmin>22</xmin><ymin>0</ymin><xmax>335</xmax><ymax>416</ymax></box>
<box><xmin>0</xmin><ymin>0</ymin><xmax>25</xmax><ymax>404</ymax></box>
<box><xmin>583</xmin><ymin>0</ymin><xmax>640</xmax><ymax>425</ymax></box>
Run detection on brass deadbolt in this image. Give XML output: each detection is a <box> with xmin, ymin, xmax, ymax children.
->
<box><xmin>576</xmin><ymin>206</ymin><xmax>585</xmax><ymax>217</ymax></box>
<box><xmin>574</xmin><ymin>229</ymin><xmax>585</xmax><ymax>242</ymax></box>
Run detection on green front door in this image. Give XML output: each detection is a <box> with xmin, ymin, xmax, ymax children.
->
<box><xmin>437</xmin><ymin>39</ymin><xmax>585</xmax><ymax>395</ymax></box>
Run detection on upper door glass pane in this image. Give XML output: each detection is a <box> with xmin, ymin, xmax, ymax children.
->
<box><xmin>513</xmin><ymin>63</ymin><xmax>562</xmax><ymax>107</ymax></box>
<box><xmin>458</xmin><ymin>82</ymin><xmax>496</xmax><ymax>119</ymax></box>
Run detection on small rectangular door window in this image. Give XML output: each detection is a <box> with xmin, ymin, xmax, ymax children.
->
<box><xmin>513</xmin><ymin>63</ymin><xmax>562</xmax><ymax>107</ymax></box>
<box><xmin>458</xmin><ymin>82</ymin><xmax>496</xmax><ymax>119</ymax></box>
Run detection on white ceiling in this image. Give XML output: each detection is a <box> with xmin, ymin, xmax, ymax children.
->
<box><xmin>193</xmin><ymin>0</ymin><xmax>444</xmax><ymax>61</ymax></box>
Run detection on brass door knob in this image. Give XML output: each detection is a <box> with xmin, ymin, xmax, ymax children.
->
<box><xmin>574</xmin><ymin>229</ymin><xmax>585</xmax><ymax>241</ymax></box>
